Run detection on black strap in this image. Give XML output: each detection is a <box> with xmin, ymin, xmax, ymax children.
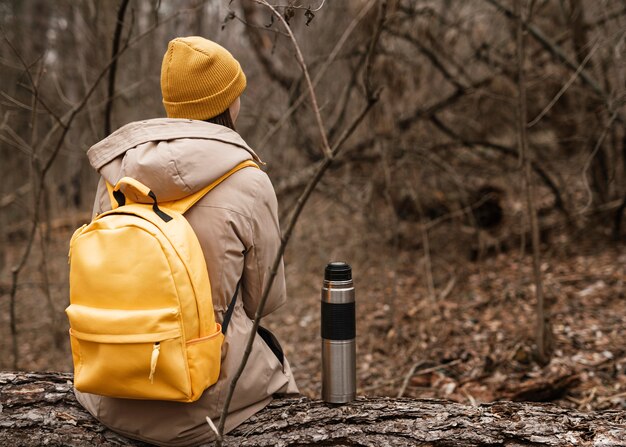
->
<box><xmin>113</xmin><ymin>188</ymin><xmax>172</xmax><ymax>223</ymax></box>
<box><xmin>113</xmin><ymin>189</ymin><xmax>126</xmax><ymax>207</ymax></box>
<box><xmin>148</xmin><ymin>190</ymin><xmax>172</xmax><ymax>222</ymax></box>
<box><xmin>257</xmin><ymin>326</ymin><xmax>284</xmax><ymax>366</ymax></box>
<box><xmin>221</xmin><ymin>278</ymin><xmax>241</xmax><ymax>334</ymax></box>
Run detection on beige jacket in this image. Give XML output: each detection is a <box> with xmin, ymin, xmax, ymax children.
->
<box><xmin>75</xmin><ymin>118</ymin><xmax>298</xmax><ymax>446</ymax></box>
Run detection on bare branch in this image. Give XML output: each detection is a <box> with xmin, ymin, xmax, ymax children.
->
<box><xmin>252</xmin><ymin>0</ymin><xmax>332</xmax><ymax>159</ymax></box>
<box><xmin>364</xmin><ymin>0</ymin><xmax>387</xmax><ymax>97</ymax></box>
<box><xmin>407</xmin><ymin>170</ymin><xmax>436</xmax><ymax>302</ymax></box>
<box><xmin>225</xmin><ymin>10</ymin><xmax>289</xmax><ymax>37</ymax></box>
<box><xmin>429</xmin><ymin>114</ymin><xmax>568</xmax><ymax>218</ymax></box>
<box><xmin>485</xmin><ymin>0</ymin><xmax>607</xmax><ymax>101</ymax></box>
<box><xmin>215</xmin><ymin>1</ymin><xmax>385</xmax><ymax>442</ymax></box>
<box><xmin>527</xmin><ymin>41</ymin><xmax>600</xmax><ymax>128</ymax></box>
<box><xmin>387</xmin><ymin>28</ymin><xmax>466</xmax><ymax>90</ymax></box>
<box><xmin>240</xmin><ymin>2</ymin><xmax>297</xmax><ymax>90</ymax></box>
<box><xmin>268</xmin><ymin>0</ymin><xmax>326</xmax><ymax>12</ymax></box>
<box><xmin>0</xmin><ymin>126</ymin><xmax>33</xmax><ymax>156</ymax></box>
<box><xmin>5</xmin><ymin>4</ymin><xmax>204</xmax><ymax>370</ymax></box>
<box><xmin>104</xmin><ymin>0</ymin><xmax>131</xmax><ymax>136</ymax></box>
<box><xmin>514</xmin><ymin>0</ymin><xmax>550</xmax><ymax>365</ymax></box>
<box><xmin>1</xmin><ymin>33</ymin><xmax>65</xmax><ymax>128</ymax></box>
<box><xmin>257</xmin><ymin>0</ymin><xmax>377</xmax><ymax>150</ymax></box>
<box><xmin>580</xmin><ymin>111</ymin><xmax>619</xmax><ymax>213</ymax></box>
<box><xmin>398</xmin><ymin>78</ymin><xmax>492</xmax><ymax>131</ymax></box>
<box><xmin>0</xmin><ymin>183</ymin><xmax>32</xmax><ymax>210</ymax></box>
<box><xmin>216</xmin><ymin>98</ymin><xmax>378</xmax><ymax>446</ymax></box>
<box><xmin>588</xmin><ymin>4</ymin><xmax>626</xmax><ymax>29</ymax></box>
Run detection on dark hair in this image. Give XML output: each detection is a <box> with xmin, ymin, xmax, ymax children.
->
<box><xmin>205</xmin><ymin>108</ymin><xmax>236</xmax><ymax>131</ymax></box>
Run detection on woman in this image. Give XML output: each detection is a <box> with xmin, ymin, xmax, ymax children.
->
<box><xmin>75</xmin><ymin>36</ymin><xmax>298</xmax><ymax>446</ymax></box>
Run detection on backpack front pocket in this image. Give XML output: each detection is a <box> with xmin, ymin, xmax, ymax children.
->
<box><xmin>186</xmin><ymin>326</ymin><xmax>224</xmax><ymax>400</ymax></box>
<box><xmin>66</xmin><ymin>305</ymin><xmax>192</xmax><ymax>401</ymax></box>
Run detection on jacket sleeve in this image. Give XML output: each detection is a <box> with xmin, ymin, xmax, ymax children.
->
<box><xmin>242</xmin><ymin>172</ymin><xmax>287</xmax><ymax>319</ymax></box>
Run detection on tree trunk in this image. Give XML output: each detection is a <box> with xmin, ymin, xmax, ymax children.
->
<box><xmin>1</xmin><ymin>372</ymin><xmax>625</xmax><ymax>447</ymax></box>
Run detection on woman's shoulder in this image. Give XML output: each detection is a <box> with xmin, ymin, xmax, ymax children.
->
<box><xmin>228</xmin><ymin>165</ymin><xmax>278</xmax><ymax>209</ymax></box>
<box><xmin>192</xmin><ymin>164</ymin><xmax>278</xmax><ymax>220</ymax></box>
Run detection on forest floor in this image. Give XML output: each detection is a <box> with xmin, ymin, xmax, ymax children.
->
<box><xmin>271</xmin><ymin>224</ymin><xmax>626</xmax><ymax>412</ymax></box>
<box><xmin>0</xmin><ymin>213</ymin><xmax>624</xmax><ymax>413</ymax></box>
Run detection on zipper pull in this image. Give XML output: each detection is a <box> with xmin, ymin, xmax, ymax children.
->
<box><xmin>149</xmin><ymin>342</ymin><xmax>161</xmax><ymax>384</ymax></box>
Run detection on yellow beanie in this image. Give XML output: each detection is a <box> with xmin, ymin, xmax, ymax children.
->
<box><xmin>161</xmin><ymin>36</ymin><xmax>246</xmax><ymax>120</ymax></box>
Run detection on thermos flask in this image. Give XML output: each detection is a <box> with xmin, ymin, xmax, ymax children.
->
<box><xmin>321</xmin><ymin>262</ymin><xmax>356</xmax><ymax>403</ymax></box>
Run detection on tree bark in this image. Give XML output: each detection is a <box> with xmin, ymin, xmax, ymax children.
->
<box><xmin>1</xmin><ymin>372</ymin><xmax>625</xmax><ymax>447</ymax></box>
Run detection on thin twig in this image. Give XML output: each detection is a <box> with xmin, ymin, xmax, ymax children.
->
<box><xmin>412</xmin><ymin>359</ymin><xmax>463</xmax><ymax>377</ymax></box>
<box><xmin>31</xmin><ymin>55</ymin><xmax>56</xmax><ymax>347</ymax></box>
<box><xmin>387</xmin><ymin>28</ymin><xmax>466</xmax><ymax>90</ymax></box>
<box><xmin>38</xmin><ymin>219</ymin><xmax>57</xmax><ymax>344</ymax></box>
<box><xmin>429</xmin><ymin>114</ymin><xmax>568</xmax><ymax>219</ymax></box>
<box><xmin>364</xmin><ymin>0</ymin><xmax>387</xmax><ymax>97</ymax></box>
<box><xmin>580</xmin><ymin>111</ymin><xmax>619</xmax><ymax>213</ymax></box>
<box><xmin>215</xmin><ymin>1</ymin><xmax>384</xmax><ymax>443</ymax></box>
<box><xmin>327</xmin><ymin>52</ymin><xmax>368</xmax><ymax>142</ymax></box>
<box><xmin>34</xmin><ymin>6</ymin><xmax>199</xmax><ymax>159</ymax></box>
<box><xmin>5</xmin><ymin>4</ymin><xmax>201</xmax><ymax>370</ymax></box>
<box><xmin>485</xmin><ymin>0</ymin><xmax>620</xmax><ymax>120</ymax></box>
<box><xmin>1</xmin><ymin>33</ymin><xmax>65</xmax><ymax>128</ymax></box>
<box><xmin>0</xmin><ymin>126</ymin><xmax>33</xmax><ymax>155</ymax></box>
<box><xmin>0</xmin><ymin>183</ymin><xmax>31</xmax><ymax>210</ymax></box>
<box><xmin>253</xmin><ymin>0</ymin><xmax>332</xmax><ymax>159</ymax></box>
<box><xmin>227</xmin><ymin>11</ymin><xmax>290</xmax><ymax>36</ymax></box>
<box><xmin>257</xmin><ymin>0</ymin><xmax>376</xmax><ymax>150</ymax></box>
<box><xmin>9</xmin><ymin>52</ymin><xmax>45</xmax><ymax>369</ymax></box>
<box><xmin>420</xmin><ymin>191</ymin><xmax>493</xmax><ymax>232</ymax></box>
<box><xmin>378</xmin><ymin>140</ymin><xmax>400</xmax><ymax>310</ymax></box>
<box><xmin>527</xmin><ymin>41</ymin><xmax>600</xmax><ymax>128</ymax></box>
<box><xmin>407</xmin><ymin>171</ymin><xmax>436</xmax><ymax>302</ymax></box>
<box><xmin>0</xmin><ymin>91</ymin><xmax>45</xmax><ymax>113</ymax></box>
<box><xmin>398</xmin><ymin>77</ymin><xmax>492</xmax><ymax>131</ymax></box>
<box><xmin>515</xmin><ymin>0</ymin><xmax>550</xmax><ymax>365</ymax></box>
<box><xmin>104</xmin><ymin>0</ymin><xmax>130</xmax><ymax>136</ymax></box>
<box><xmin>397</xmin><ymin>359</ymin><xmax>463</xmax><ymax>398</ymax></box>
<box><xmin>438</xmin><ymin>275</ymin><xmax>456</xmax><ymax>301</ymax></box>
<box><xmin>215</xmin><ymin>102</ymin><xmax>378</xmax><ymax>445</ymax></box>
<box><xmin>397</xmin><ymin>361</ymin><xmax>426</xmax><ymax>398</ymax></box>
<box><xmin>269</xmin><ymin>0</ymin><xmax>326</xmax><ymax>12</ymax></box>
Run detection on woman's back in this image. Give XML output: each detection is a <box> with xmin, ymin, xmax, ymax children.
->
<box><xmin>73</xmin><ymin>36</ymin><xmax>298</xmax><ymax>447</ymax></box>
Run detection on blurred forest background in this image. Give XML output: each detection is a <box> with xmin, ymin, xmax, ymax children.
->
<box><xmin>1</xmin><ymin>0</ymin><xmax>625</xmax><ymax>412</ymax></box>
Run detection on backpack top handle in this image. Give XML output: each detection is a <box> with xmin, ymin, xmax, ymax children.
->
<box><xmin>104</xmin><ymin>160</ymin><xmax>259</xmax><ymax>220</ymax></box>
<box><xmin>107</xmin><ymin>177</ymin><xmax>173</xmax><ymax>222</ymax></box>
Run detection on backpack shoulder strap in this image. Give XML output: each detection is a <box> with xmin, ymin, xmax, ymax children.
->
<box><xmin>165</xmin><ymin>160</ymin><xmax>259</xmax><ymax>214</ymax></box>
<box><xmin>105</xmin><ymin>181</ymin><xmax>118</xmax><ymax>209</ymax></box>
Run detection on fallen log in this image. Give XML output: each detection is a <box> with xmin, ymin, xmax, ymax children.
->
<box><xmin>1</xmin><ymin>371</ymin><xmax>625</xmax><ymax>446</ymax></box>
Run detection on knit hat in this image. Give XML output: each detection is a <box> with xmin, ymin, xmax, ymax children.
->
<box><xmin>161</xmin><ymin>36</ymin><xmax>246</xmax><ymax>120</ymax></box>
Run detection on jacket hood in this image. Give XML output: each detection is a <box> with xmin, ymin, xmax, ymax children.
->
<box><xmin>87</xmin><ymin>118</ymin><xmax>262</xmax><ymax>202</ymax></box>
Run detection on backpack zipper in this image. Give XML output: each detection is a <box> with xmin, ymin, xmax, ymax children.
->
<box><xmin>148</xmin><ymin>342</ymin><xmax>161</xmax><ymax>383</ymax></box>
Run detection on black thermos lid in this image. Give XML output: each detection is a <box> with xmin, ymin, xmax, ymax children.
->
<box><xmin>325</xmin><ymin>262</ymin><xmax>352</xmax><ymax>281</ymax></box>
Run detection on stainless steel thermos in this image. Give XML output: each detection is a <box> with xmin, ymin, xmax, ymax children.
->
<box><xmin>321</xmin><ymin>262</ymin><xmax>356</xmax><ymax>404</ymax></box>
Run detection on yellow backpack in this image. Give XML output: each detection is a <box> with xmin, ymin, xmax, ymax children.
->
<box><xmin>66</xmin><ymin>160</ymin><xmax>258</xmax><ymax>402</ymax></box>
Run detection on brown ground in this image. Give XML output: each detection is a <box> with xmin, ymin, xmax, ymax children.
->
<box><xmin>1</xmin><ymin>203</ymin><xmax>624</xmax><ymax>413</ymax></box>
<box><xmin>270</xmin><ymin>200</ymin><xmax>626</xmax><ymax>412</ymax></box>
